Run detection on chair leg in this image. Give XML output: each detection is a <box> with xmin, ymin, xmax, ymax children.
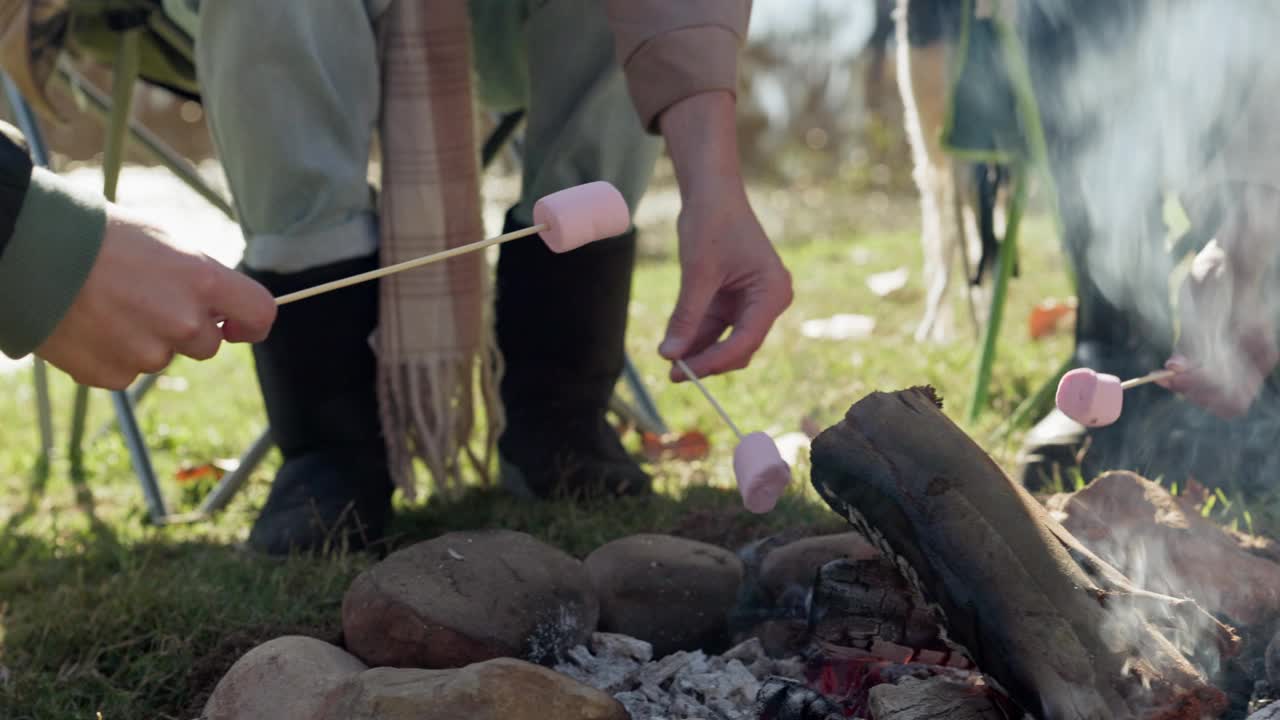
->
<box><xmin>197</xmin><ymin>429</ymin><xmax>273</xmax><ymax>516</ymax></box>
<box><xmin>113</xmin><ymin>391</ymin><xmax>167</xmax><ymax>520</ymax></box>
<box><xmin>88</xmin><ymin>29</ymin><xmax>173</xmax><ymax>522</ymax></box>
<box><xmin>53</xmin><ymin>63</ymin><xmax>237</xmax><ymax>220</ymax></box>
<box><xmin>967</xmin><ymin>166</ymin><xmax>1028</xmax><ymax>422</ymax></box>
<box><xmin>621</xmin><ymin>355</ymin><xmax>669</xmax><ymax>435</ymax></box>
<box><xmin>33</xmin><ymin>358</ymin><xmax>53</xmax><ymax>474</ymax></box>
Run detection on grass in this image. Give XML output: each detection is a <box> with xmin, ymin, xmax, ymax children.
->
<box><xmin>0</xmin><ymin>178</ymin><xmax>1141</xmax><ymax>719</ymax></box>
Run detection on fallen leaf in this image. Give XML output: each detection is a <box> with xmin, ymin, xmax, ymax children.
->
<box><xmin>867</xmin><ymin>267</ymin><xmax>909</xmax><ymax>298</ymax></box>
<box><xmin>175</xmin><ymin>461</ymin><xmax>234</xmax><ymax>484</ymax></box>
<box><xmin>801</xmin><ymin>314</ymin><xmax>876</xmax><ymax>341</ymax></box>
<box><xmin>642</xmin><ymin>430</ymin><xmax>711</xmax><ymax>462</ymax></box>
<box><xmin>1029</xmin><ymin>297</ymin><xmax>1077</xmax><ymax>340</ymax></box>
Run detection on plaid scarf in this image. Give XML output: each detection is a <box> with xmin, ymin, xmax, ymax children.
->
<box><xmin>374</xmin><ymin>0</ymin><xmax>503</xmax><ymax>499</ymax></box>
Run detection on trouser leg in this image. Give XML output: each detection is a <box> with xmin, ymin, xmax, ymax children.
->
<box><xmin>196</xmin><ymin>0</ymin><xmax>394</xmax><ymax>552</ymax></box>
<box><xmin>474</xmin><ymin>0</ymin><xmax>662</xmax><ymax>497</ymax></box>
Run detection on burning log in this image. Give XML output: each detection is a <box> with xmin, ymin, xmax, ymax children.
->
<box><xmin>807</xmin><ymin>557</ymin><xmax>968</xmax><ymax>667</ymax></box>
<box><xmin>809</xmin><ymin>387</ymin><xmax>1238</xmax><ymax>720</ymax></box>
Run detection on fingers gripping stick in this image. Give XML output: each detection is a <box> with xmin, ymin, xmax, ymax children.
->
<box><xmin>675</xmin><ymin>359</ymin><xmax>792</xmax><ymax>514</ymax></box>
<box><xmin>274</xmin><ymin>182</ymin><xmax>630</xmax><ymax>305</ymax></box>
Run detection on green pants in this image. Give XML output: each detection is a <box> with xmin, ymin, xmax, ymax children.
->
<box><xmin>195</xmin><ymin>0</ymin><xmax>660</xmax><ymax>273</ymax></box>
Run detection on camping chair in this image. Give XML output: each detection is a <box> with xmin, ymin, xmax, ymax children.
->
<box><xmin>9</xmin><ymin>0</ymin><xmax>668</xmax><ymax>525</ymax></box>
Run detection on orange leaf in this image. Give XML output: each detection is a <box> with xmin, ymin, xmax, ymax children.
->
<box><xmin>1029</xmin><ymin>297</ymin><xmax>1077</xmax><ymax>340</ymax></box>
<box><xmin>642</xmin><ymin>430</ymin><xmax>711</xmax><ymax>462</ymax></box>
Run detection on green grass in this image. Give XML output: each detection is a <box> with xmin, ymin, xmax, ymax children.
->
<box><xmin>0</xmin><ymin>194</ymin><xmax>1088</xmax><ymax>719</ymax></box>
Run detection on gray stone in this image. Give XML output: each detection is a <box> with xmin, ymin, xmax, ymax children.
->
<box><xmin>758</xmin><ymin>532</ymin><xmax>880</xmax><ymax>605</ymax></box>
<box><xmin>342</xmin><ymin>530</ymin><xmax>598</xmax><ymax>669</ymax></box>
<box><xmin>319</xmin><ymin>658</ymin><xmax>628</xmax><ymax>720</ymax></box>
<box><xmin>202</xmin><ymin>636</ymin><xmax>366</xmax><ymax>720</ymax></box>
<box><xmin>1268</xmin><ymin>629</ymin><xmax>1280</xmax><ymax>690</ymax></box>
<box><xmin>585</xmin><ymin>533</ymin><xmax>743</xmax><ymax>657</ymax></box>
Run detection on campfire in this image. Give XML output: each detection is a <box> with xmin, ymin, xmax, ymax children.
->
<box><xmin>203</xmin><ymin>388</ymin><xmax>1280</xmax><ymax>720</ymax></box>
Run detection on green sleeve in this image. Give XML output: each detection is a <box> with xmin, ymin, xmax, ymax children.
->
<box><xmin>0</xmin><ymin>167</ymin><xmax>107</xmax><ymax>359</ymax></box>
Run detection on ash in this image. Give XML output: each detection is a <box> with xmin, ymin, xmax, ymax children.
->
<box><xmin>555</xmin><ymin>634</ymin><xmax>807</xmax><ymax>720</ymax></box>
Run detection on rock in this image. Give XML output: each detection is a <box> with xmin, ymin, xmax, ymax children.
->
<box><xmin>868</xmin><ymin>675</ymin><xmax>1006</xmax><ymax>720</ymax></box>
<box><xmin>1251</xmin><ymin>701</ymin><xmax>1280</xmax><ymax>720</ymax></box>
<box><xmin>758</xmin><ymin>532</ymin><xmax>880</xmax><ymax>604</ymax></box>
<box><xmin>585</xmin><ymin>533</ymin><xmax>743</xmax><ymax>657</ymax></box>
<box><xmin>1268</xmin><ymin>629</ymin><xmax>1280</xmax><ymax>690</ymax></box>
<box><xmin>203</xmin><ymin>635</ymin><xmax>367</xmax><ymax>720</ymax></box>
<box><xmin>342</xmin><ymin>530</ymin><xmax>598</xmax><ymax>668</ymax></box>
<box><xmin>1046</xmin><ymin>471</ymin><xmax>1280</xmax><ymax>626</ymax></box>
<box><xmin>319</xmin><ymin>657</ymin><xmax>627</xmax><ymax>720</ymax></box>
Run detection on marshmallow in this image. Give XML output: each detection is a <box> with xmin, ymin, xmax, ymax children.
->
<box><xmin>733</xmin><ymin>432</ymin><xmax>793</xmax><ymax>514</ymax></box>
<box><xmin>533</xmin><ymin>181</ymin><xmax>631</xmax><ymax>253</ymax></box>
<box><xmin>1055</xmin><ymin>367</ymin><xmax>1124</xmax><ymax>427</ymax></box>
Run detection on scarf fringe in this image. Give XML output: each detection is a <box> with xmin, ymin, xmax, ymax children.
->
<box><xmin>376</xmin><ymin>324</ymin><xmax>505</xmax><ymax>501</ymax></box>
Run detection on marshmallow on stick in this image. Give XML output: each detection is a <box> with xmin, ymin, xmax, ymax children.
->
<box><xmin>275</xmin><ymin>181</ymin><xmax>629</xmax><ymax>305</ymax></box>
<box><xmin>675</xmin><ymin>359</ymin><xmax>792</xmax><ymax>513</ymax></box>
<box><xmin>1055</xmin><ymin>367</ymin><xmax>1177</xmax><ymax>427</ymax></box>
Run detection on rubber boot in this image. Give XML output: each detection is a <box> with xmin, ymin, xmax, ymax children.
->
<box><xmin>1016</xmin><ymin>197</ymin><xmax>1169</xmax><ymax>491</ymax></box>
<box><xmin>494</xmin><ymin>208</ymin><xmax>651</xmax><ymax>500</ymax></box>
<box><xmin>245</xmin><ymin>254</ymin><xmax>394</xmax><ymax>554</ymax></box>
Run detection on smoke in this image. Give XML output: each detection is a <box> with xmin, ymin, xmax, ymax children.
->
<box><xmin>1017</xmin><ymin>4</ymin><xmax>1280</xmax><ymax>706</ymax></box>
<box><xmin>1030</xmin><ymin>1</ymin><xmax>1280</xmax><ymax>398</ymax></box>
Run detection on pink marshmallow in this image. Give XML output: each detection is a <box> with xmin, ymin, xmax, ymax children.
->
<box><xmin>1055</xmin><ymin>367</ymin><xmax>1124</xmax><ymax>427</ymax></box>
<box><xmin>733</xmin><ymin>432</ymin><xmax>793</xmax><ymax>514</ymax></box>
<box><xmin>533</xmin><ymin>181</ymin><xmax>631</xmax><ymax>253</ymax></box>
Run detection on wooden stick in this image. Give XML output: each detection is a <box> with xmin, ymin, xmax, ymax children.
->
<box><xmin>675</xmin><ymin>359</ymin><xmax>744</xmax><ymax>440</ymax></box>
<box><xmin>274</xmin><ymin>224</ymin><xmax>547</xmax><ymax>305</ymax></box>
<box><xmin>1121</xmin><ymin>368</ymin><xmax>1177</xmax><ymax>390</ymax></box>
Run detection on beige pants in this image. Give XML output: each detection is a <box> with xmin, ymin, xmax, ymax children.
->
<box><xmin>195</xmin><ymin>0</ymin><xmax>660</xmax><ymax>273</ymax></box>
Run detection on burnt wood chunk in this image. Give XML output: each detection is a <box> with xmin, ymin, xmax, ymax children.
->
<box><xmin>809</xmin><ymin>387</ymin><xmax>1235</xmax><ymax>720</ymax></box>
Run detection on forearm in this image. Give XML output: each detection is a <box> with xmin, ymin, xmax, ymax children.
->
<box><xmin>659</xmin><ymin>91</ymin><xmax>748</xmax><ymax>204</ymax></box>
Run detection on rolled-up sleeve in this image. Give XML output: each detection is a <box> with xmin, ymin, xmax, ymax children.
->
<box><xmin>0</xmin><ymin>120</ymin><xmax>107</xmax><ymax>358</ymax></box>
<box><xmin>605</xmin><ymin>0</ymin><xmax>753</xmax><ymax>132</ymax></box>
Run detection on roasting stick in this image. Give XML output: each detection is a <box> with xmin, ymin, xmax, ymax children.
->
<box><xmin>675</xmin><ymin>358</ymin><xmax>792</xmax><ymax>514</ymax></box>
<box><xmin>274</xmin><ymin>224</ymin><xmax>547</xmax><ymax>305</ymax></box>
<box><xmin>1120</xmin><ymin>368</ymin><xmax>1177</xmax><ymax>390</ymax></box>
<box><xmin>675</xmin><ymin>359</ymin><xmax>744</xmax><ymax>440</ymax></box>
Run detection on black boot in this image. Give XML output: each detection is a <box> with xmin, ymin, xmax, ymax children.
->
<box><xmin>494</xmin><ymin>208</ymin><xmax>651</xmax><ymax>500</ymax></box>
<box><xmin>245</xmin><ymin>255</ymin><xmax>394</xmax><ymax>554</ymax></box>
<box><xmin>1016</xmin><ymin>193</ymin><xmax>1170</xmax><ymax>490</ymax></box>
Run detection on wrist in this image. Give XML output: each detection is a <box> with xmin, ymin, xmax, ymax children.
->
<box><xmin>659</xmin><ymin>91</ymin><xmax>745</xmax><ymax>200</ymax></box>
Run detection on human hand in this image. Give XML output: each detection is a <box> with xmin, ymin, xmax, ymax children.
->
<box><xmin>657</xmin><ymin>91</ymin><xmax>793</xmax><ymax>380</ymax></box>
<box><xmin>36</xmin><ymin>205</ymin><xmax>277</xmax><ymax>389</ymax></box>
<box><xmin>1158</xmin><ymin>187</ymin><xmax>1280</xmax><ymax>417</ymax></box>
